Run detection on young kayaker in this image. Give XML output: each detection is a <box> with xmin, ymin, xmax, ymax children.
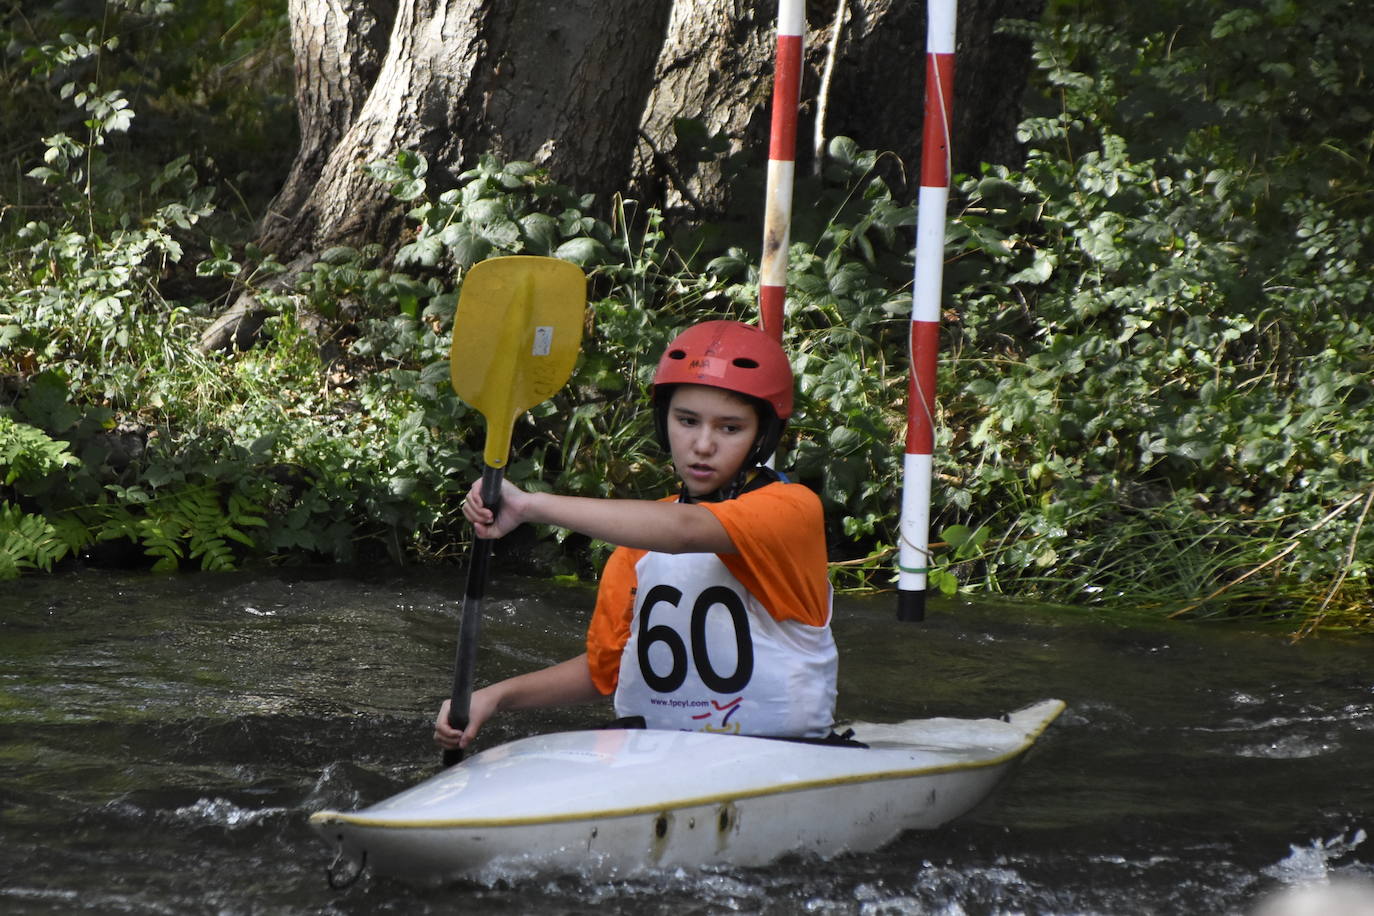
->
<box><xmin>433</xmin><ymin>320</ymin><xmax>836</xmax><ymax>751</ymax></box>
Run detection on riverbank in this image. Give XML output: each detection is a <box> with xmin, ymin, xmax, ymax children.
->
<box><xmin>2</xmin><ymin>1</ymin><xmax>1370</xmax><ymax>633</ymax></box>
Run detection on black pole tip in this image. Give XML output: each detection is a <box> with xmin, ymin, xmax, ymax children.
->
<box><xmin>897</xmin><ymin>588</ymin><xmax>926</xmax><ymax>622</ymax></box>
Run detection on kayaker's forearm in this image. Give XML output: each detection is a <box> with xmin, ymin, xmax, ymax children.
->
<box><xmin>522</xmin><ymin>492</ymin><xmax>734</xmax><ymax>554</ymax></box>
<box><xmin>490</xmin><ymin>654</ymin><xmax>603</xmax><ymax>712</ymax></box>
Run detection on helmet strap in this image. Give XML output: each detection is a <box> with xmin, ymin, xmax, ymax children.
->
<box><xmin>679</xmin><ymin>465</ymin><xmax>781</xmax><ymax>504</ymax></box>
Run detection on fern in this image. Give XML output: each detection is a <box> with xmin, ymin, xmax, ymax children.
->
<box><xmin>49</xmin><ymin>513</ymin><xmax>96</xmax><ymax>557</ymax></box>
<box><xmin>0</xmin><ymin>547</ymin><xmax>19</xmax><ymax>580</ymax></box>
<box><xmin>0</xmin><ymin>416</ymin><xmax>80</xmax><ymax>487</ymax></box>
<box><xmin>180</xmin><ymin>487</ymin><xmax>235</xmax><ymax>571</ymax></box>
<box><xmin>226</xmin><ymin>492</ymin><xmax>268</xmax><ymax>541</ymax></box>
<box><xmin>81</xmin><ymin>484</ymin><xmax>269</xmax><ymax>573</ymax></box>
<box><xmin>0</xmin><ymin>501</ymin><xmax>72</xmax><ymax>579</ymax></box>
<box><xmin>137</xmin><ymin>517</ymin><xmax>185</xmax><ymax>572</ymax></box>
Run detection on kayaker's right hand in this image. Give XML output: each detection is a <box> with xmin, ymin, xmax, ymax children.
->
<box><xmin>461</xmin><ymin>478</ymin><xmax>529</xmax><ymax>540</ymax></box>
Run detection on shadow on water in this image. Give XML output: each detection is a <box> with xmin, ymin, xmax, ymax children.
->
<box><xmin>1</xmin><ymin>567</ymin><xmax>1371</xmax><ymax>914</ymax></box>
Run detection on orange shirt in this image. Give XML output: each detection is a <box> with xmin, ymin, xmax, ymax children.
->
<box><xmin>585</xmin><ymin>481</ymin><xmax>829</xmax><ymax>695</ymax></box>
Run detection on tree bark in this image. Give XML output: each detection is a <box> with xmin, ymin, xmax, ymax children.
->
<box><xmin>261</xmin><ymin>0</ymin><xmax>670</xmax><ymax>262</ymax></box>
<box><xmin>201</xmin><ymin>0</ymin><xmax>1044</xmax><ymax>351</ymax></box>
<box><xmin>259</xmin><ymin>0</ymin><xmax>397</xmax><ymax>253</ymax></box>
<box><xmin>634</xmin><ymin>0</ymin><xmax>778</xmax><ymax>219</ymax></box>
<box><xmin>819</xmin><ymin>0</ymin><xmax>1045</xmax><ymax>179</ymax></box>
<box><xmin>635</xmin><ymin>0</ymin><xmax>1044</xmax><ymax>222</ymax></box>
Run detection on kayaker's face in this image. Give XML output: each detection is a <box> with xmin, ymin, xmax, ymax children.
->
<box><xmin>666</xmin><ymin>385</ymin><xmax>759</xmax><ymax>497</ymax></box>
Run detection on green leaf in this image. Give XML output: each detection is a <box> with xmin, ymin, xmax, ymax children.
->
<box><xmin>478</xmin><ymin>218</ymin><xmax>521</xmax><ymax>250</ymax></box>
<box><xmin>520</xmin><ymin>213</ymin><xmax>561</xmax><ymax>254</ymax></box>
<box><xmin>553</xmin><ymin>238</ymin><xmax>606</xmax><ymax>266</ymax></box>
<box><xmin>942</xmin><ymin>524</ymin><xmax>975</xmax><ymax>549</ymax></box>
<box><xmin>319</xmin><ymin>246</ymin><xmax>360</xmax><ymax>265</ymax></box>
<box><xmin>1009</xmin><ymin>249</ymin><xmax>1056</xmax><ymax>285</ymax></box>
<box><xmin>929</xmin><ymin>568</ymin><xmax>960</xmax><ymax>596</ymax></box>
<box><xmin>397</xmin><ymin>235</ymin><xmax>444</xmax><ymax>268</ymax></box>
<box><xmin>439</xmin><ymin>224</ymin><xmax>491</xmax><ymax>268</ymax></box>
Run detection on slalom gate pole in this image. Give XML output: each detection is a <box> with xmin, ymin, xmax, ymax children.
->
<box><xmin>897</xmin><ymin>0</ymin><xmax>957</xmax><ymax>623</ymax></box>
<box><xmin>759</xmin><ymin>0</ymin><xmax>804</xmax><ymax>341</ymax></box>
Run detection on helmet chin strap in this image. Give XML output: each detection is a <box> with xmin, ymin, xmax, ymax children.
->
<box><xmin>678</xmin><ymin>461</ymin><xmax>782</xmax><ymax>505</ymax></box>
<box><xmin>660</xmin><ymin>390</ymin><xmax>786</xmax><ymax>504</ymax></box>
<box><xmin>678</xmin><ymin>471</ymin><xmax>749</xmax><ymax>505</ymax></box>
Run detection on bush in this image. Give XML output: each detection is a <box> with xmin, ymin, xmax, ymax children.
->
<box><xmin>1</xmin><ymin>0</ymin><xmax>1369</xmax><ymax>633</ymax></box>
<box><xmin>930</xmin><ymin>1</ymin><xmax>1373</xmax><ymax>622</ymax></box>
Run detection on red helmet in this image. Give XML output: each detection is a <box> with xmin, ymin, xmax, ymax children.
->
<box><xmin>651</xmin><ymin>321</ymin><xmax>793</xmax><ymax>419</ymax></box>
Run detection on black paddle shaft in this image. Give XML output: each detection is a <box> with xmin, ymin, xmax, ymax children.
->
<box><xmin>443</xmin><ymin>464</ymin><xmax>504</xmax><ymax>767</ymax></box>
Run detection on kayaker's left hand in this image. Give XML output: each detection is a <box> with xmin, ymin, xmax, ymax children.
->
<box><xmin>433</xmin><ymin>690</ymin><xmax>500</xmax><ymax>751</ymax></box>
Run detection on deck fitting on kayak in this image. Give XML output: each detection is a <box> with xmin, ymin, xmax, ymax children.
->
<box><xmin>716</xmin><ymin>801</ymin><xmax>738</xmax><ymax>855</ymax></box>
<box><xmin>649</xmin><ymin>810</ymin><xmax>675</xmax><ymax>863</ymax></box>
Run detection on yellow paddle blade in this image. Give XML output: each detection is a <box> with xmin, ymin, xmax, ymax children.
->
<box><xmin>449</xmin><ymin>256</ymin><xmax>586</xmax><ymax>468</ymax></box>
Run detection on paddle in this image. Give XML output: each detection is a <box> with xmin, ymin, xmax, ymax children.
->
<box><xmin>443</xmin><ymin>255</ymin><xmax>585</xmax><ymax>766</ymax></box>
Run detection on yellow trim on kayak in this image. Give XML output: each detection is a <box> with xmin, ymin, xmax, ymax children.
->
<box><xmin>310</xmin><ymin>700</ymin><xmax>1065</xmax><ymax>831</ymax></box>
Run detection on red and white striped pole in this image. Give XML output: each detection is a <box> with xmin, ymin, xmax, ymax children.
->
<box><xmin>759</xmin><ymin>0</ymin><xmax>804</xmax><ymax>341</ymax></box>
<box><xmin>898</xmin><ymin>0</ymin><xmax>957</xmax><ymax>622</ymax></box>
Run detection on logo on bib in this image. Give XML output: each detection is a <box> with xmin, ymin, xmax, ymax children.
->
<box><xmin>690</xmin><ymin>697</ymin><xmax>742</xmax><ymax>733</ymax></box>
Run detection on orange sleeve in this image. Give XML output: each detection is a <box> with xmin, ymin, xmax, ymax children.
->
<box><xmin>584</xmin><ymin>545</ymin><xmax>645</xmax><ymax>695</ymax></box>
<box><xmin>703</xmin><ymin>482</ymin><xmax>831</xmax><ymax>627</ymax></box>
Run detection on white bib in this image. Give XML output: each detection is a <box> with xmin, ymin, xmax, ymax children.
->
<box><xmin>614</xmin><ymin>550</ymin><xmax>837</xmax><ymax>738</ymax></box>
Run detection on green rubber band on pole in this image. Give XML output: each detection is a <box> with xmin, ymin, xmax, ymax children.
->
<box><xmin>897</xmin><ymin>564</ymin><xmax>929</xmax><ymax>574</ymax></box>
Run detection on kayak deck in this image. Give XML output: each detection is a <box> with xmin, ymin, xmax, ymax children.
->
<box><xmin>310</xmin><ymin>698</ymin><xmax>1064</xmax><ymax>884</ymax></box>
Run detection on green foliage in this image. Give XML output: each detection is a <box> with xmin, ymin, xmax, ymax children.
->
<box><xmin>0</xmin><ymin>501</ymin><xmax>69</xmax><ymax>579</ymax></box>
<box><xmin>0</xmin><ymin>418</ymin><xmax>80</xmax><ymax>578</ymax></box>
<box><xmin>2</xmin><ymin>0</ymin><xmax>289</xmax><ymax>576</ymax></box>
<box><xmin>87</xmin><ymin>485</ymin><xmax>266</xmax><ymax>573</ymax></box>
<box><xmin>0</xmin><ymin>415</ymin><xmax>80</xmax><ymax>486</ymax></box>
<box><xmin>0</xmin><ymin>415</ymin><xmax>268</xmax><ymax>577</ymax></box>
<box><xmin>371</xmin><ymin>151</ymin><xmax>617</xmax><ymax>271</ymax></box>
<box><xmin>2</xmin><ymin>0</ymin><xmax>293</xmax><ymax>224</ymax></box>
<box><xmin>3</xmin><ymin>5</ymin><xmax>217</xmax><ymax>387</ymax></box>
<box><xmin>1</xmin><ymin>0</ymin><xmax>1369</xmax><ymax>635</ymax></box>
<box><xmin>928</xmin><ymin>0</ymin><xmax>1374</xmax><ymax>621</ymax></box>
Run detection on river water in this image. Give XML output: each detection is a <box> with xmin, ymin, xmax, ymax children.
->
<box><xmin>2</xmin><ymin>567</ymin><xmax>1371</xmax><ymax>914</ymax></box>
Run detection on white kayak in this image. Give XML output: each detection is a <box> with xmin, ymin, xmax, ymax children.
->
<box><xmin>310</xmin><ymin>698</ymin><xmax>1065</xmax><ymax>885</ymax></box>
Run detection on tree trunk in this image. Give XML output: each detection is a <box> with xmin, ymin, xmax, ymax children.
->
<box><xmin>262</xmin><ymin>0</ymin><xmax>669</xmax><ymax>261</ymax></box>
<box><xmin>635</xmin><ymin>0</ymin><xmax>1044</xmax><ymax>222</ymax></box>
<box><xmin>202</xmin><ymin>0</ymin><xmax>1043</xmax><ymax>351</ymax></box>
<box><xmin>634</xmin><ymin>0</ymin><xmax>778</xmax><ymax>220</ymax></box>
<box><xmin>820</xmin><ymin>0</ymin><xmax>1045</xmax><ymax>179</ymax></box>
<box><xmin>258</xmin><ymin>0</ymin><xmax>397</xmax><ymax>253</ymax></box>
